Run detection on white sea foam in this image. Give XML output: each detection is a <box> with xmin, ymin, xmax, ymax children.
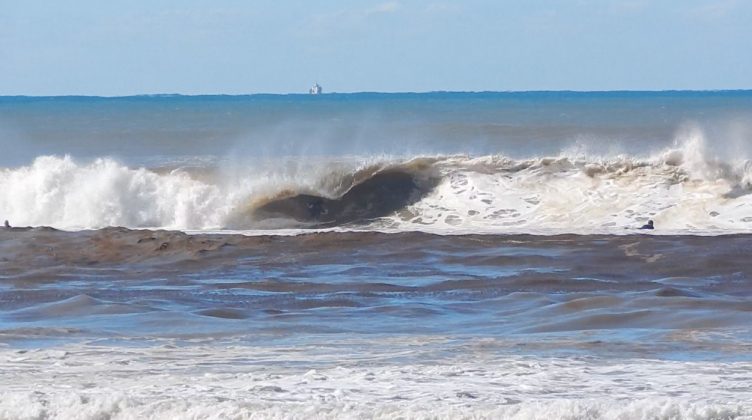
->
<box><xmin>0</xmin><ymin>343</ymin><xmax>750</xmax><ymax>420</ymax></box>
<box><xmin>1</xmin><ymin>128</ymin><xmax>752</xmax><ymax>234</ymax></box>
<box><xmin>0</xmin><ymin>155</ymin><xmax>230</xmax><ymax>230</ymax></box>
<box><xmin>387</xmin><ymin>127</ymin><xmax>752</xmax><ymax>234</ymax></box>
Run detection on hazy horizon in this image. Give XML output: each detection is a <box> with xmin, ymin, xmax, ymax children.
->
<box><xmin>2</xmin><ymin>1</ymin><xmax>751</xmax><ymax>96</ymax></box>
<box><xmin>3</xmin><ymin>89</ymin><xmax>752</xmax><ymax>98</ymax></box>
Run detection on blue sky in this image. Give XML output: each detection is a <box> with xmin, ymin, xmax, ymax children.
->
<box><xmin>1</xmin><ymin>0</ymin><xmax>751</xmax><ymax>95</ymax></box>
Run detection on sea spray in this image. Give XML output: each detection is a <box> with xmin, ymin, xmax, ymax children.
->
<box><xmin>0</xmin><ymin>155</ymin><xmax>228</xmax><ymax>229</ymax></box>
<box><xmin>2</xmin><ymin>136</ymin><xmax>752</xmax><ymax>232</ymax></box>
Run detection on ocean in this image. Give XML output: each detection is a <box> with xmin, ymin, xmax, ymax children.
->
<box><xmin>1</xmin><ymin>91</ymin><xmax>752</xmax><ymax>419</ymax></box>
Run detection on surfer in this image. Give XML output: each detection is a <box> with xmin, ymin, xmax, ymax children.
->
<box><xmin>639</xmin><ymin>220</ymin><xmax>654</xmax><ymax>230</ymax></box>
<box><xmin>3</xmin><ymin>220</ymin><xmax>9</xmax><ymax>228</ymax></box>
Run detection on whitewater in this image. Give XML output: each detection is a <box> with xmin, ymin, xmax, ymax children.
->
<box><xmin>2</xmin><ymin>128</ymin><xmax>752</xmax><ymax>234</ymax></box>
<box><xmin>2</xmin><ymin>343</ymin><xmax>751</xmax><ymax>419</ymax></box>
<box><xmin>2</xmin><ymin>92</ymin><xmax>752</xmax><ymax>420</ymax></box>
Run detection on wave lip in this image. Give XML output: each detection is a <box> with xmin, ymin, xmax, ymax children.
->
<box><xmin>250</xmin><ymin>170</ymin><xmax>434</xmax><ymax>227</ymax></box>
<box><xmin>2</xmin><ymin>128</ymin><xmax>752</xmax><ymax>234</ymax></box>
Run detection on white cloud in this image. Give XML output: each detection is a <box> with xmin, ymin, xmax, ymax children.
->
<box><xmin>366</xmin><ymin>2</ymin><xmax>401</xmax><ymax>16</ymax></box>
<box><xmin>424</xmin><ymin>3</ymin><xmax>462</xmax><ymax>14</ymax></box>
<box><xmin>687</xmin><ymin>0</ymin><xmax>739</xmax><ymax>20</ymax></box>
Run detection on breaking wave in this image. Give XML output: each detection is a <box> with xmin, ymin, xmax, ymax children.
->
<box><xmin>2</xmin><ymin>130</ymin><xmax>752</xmax><ymax>234</ymax></box>
<box><xmin>1</xmin><ymin>344</ymin><xmax>751</xmax><ymax>420</ymax></box>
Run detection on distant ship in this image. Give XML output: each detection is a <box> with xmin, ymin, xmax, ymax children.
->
<box><xmin>309</xmin><ymin>83</ymin><xmax>322</xmax><ymax>95</ymax></box>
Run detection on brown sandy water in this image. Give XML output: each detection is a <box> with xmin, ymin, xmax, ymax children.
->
<box><xmin>2</xmin><ymin>227</ymin><xmax>752</xmax><ymax>418</ymax></box>
<box><xmin>3</xmin><ymin>92</ymin><xmax>752</xmax><ymax>418</ymax></box>
<box><xmin>1</xmin><ymin>226</ymin><xmax>750</xmax><ymax>359</ymax></box>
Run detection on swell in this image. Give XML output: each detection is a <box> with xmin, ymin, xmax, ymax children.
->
<box><xmin>3</xmin><ymin>227</ymin><xmax>752</xmax><ymax>285</ymax></box>
<box><xmin>2</xmin><ymin>227</ymin><xmax>752</xmax><ymax>338</ymax></box>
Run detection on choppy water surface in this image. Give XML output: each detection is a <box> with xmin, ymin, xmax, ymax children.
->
<box><xmin>1</xmin><ymin>92</ymin><xmax>752</xmax><ymax>418</ymax></box>
<box><xmin>1</xmin><ymin>228</ymin><xmax>751</xmax><ymax>350</ymax></box>
<box><xmin>1</xmin><ymin>228</ymin><xmax>752</xmax><ymax>418</ymax></box>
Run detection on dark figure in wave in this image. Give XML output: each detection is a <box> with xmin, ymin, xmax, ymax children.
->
<box><xmin>3</xmin><ymin>220</ymin><xmax>9</xmax><ymax>228</ymax></box>
<box><xmin>254</xmin><ymin>170</ymin><xmax>432</xmax><ymax>227</ymax></box>
<box><xmin>639</xmin><ymin>220</ymin><xmax>654</xmax><ymax>230</ymax></box>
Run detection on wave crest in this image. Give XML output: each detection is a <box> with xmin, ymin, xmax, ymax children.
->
<box><xmin>0</xmin><ymin>155</ymin><xmax>226</xmax><ymax>229</ymax></box>
<box><xmin>2</xmin><ymin>131</ymin><xmax>752</xmax><ymax>233</ymax></box>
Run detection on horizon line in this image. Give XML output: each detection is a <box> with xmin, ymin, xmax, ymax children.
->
<box><xmin>2</xmin><ymin>89</ymin><xmax>752</xmax><ymax>99</ymax></box>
